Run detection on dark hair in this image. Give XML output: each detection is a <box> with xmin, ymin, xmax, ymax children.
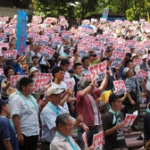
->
<box><xmin>55</xmin><ymin>113</ymin><xmax>71</xmax><ymax>128</ymax></box>
<box><xmin>60</xmin><ymin>59</ymin><xmax>70</xmax><ymax>66</ymax></box>
<box><xmin>4</xmin><ymin>65</ymin><xmax>14</xmax><ymax>77</ymax></box>
<box><xmin>73</xmin><ymin>62</ymin><xmax>82</xmax><ymax>70</ymax></box>
<box><xmin>126</xmin><ymin>53</ymin><xmax>132</xmax><ymax>58</ymax></box>
<box><xmin>81</xmin><ymin>56</ymin><xmax>89</xmax><ymax>63</ymax></box>
<box><xmin>52</xmin><ymin>66</ymin><xmax>64</xmax><ymax>77</ymax></box>
<box><xmin>32</xmin><ymin>55</ymin><xmax>39</xmax><ymax>60</ymax></box>
<box><xmin>125</xmin><ymin>59</ymin><xmax>133</xmax><ymax>67</ymax></box>
<box><xmin>19</xmin><ymin>77</ymin><xmax>33</xmax><ymax>91</ymax></box>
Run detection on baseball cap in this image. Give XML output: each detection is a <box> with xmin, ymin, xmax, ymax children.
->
<box><xmin>0</xmin><ymin>99</ymin><xmax>9</xmax><ymax>111</ymax></box>
<box><xmin>46</xmin><ymin>87</ymin><xmax>65</xmax><ymax>97</ymax></box>
<box><xmin>142</xmin><ymin>54</ymin><xmax>148</xmax><ymax>60</ymax></box>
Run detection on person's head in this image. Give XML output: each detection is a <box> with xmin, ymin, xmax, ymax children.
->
<box><xmin>60</xmin><ymin>59</ymin><xmax>70</xmax><ymax>72</ymax></box>
<box><xmin>125</xmin><ymin>53</ymin><xmax>132</xmax><ymax>61</ymax></box>
<box><xmin>73</xmin><ymin>49</ymin><xmax>79</xmax><ymax>57</ymax></box>
<box><xmin>56</xmin><ymin>113</ymin><xmax>74</xmax><ymax>136</ymax></box>
<box><xmin>89</xmin><ymin>51</ymin><xmax>97</xmax><ymax>61</ymax></box>
<box><xmin>4</xmin><ymin>65</ymin><xmax>14</xmax><ymax>78</ymax></box>
<box><xmin>32</xmin><ymin>55</ymin><xmax>39</xmax><ymax>64</ymax></box>
<box><xmin>29</xmin><ymin>67</ymin><xmax>39</xmax><ymax>78</ymax></box>
<box><xmin>19</xmin><ymin>77</ymin><xmax>33</xmax><ymax>94</ymax></box>
<box><xmin>46</xmin><ymin>87</ymin><xmax>65</xmax><ymax>106</ymax></box>
<box><xmin>123</xmin><ymin>67</ymin><xmax>133</xmax><ymax>77</ymax></box>
<box><xmin>73</xmin><ymin>63</ymin><xmax>83</xmax><ymax>76</ymax></box>
<box><xmin>81</xmin><ymin>56</ymin><xmax>90</xmax><ymax>68</ymax></box>
<box><xmin>125</xmin><ymin>59</ymin><xmax>134</xmax><ymax>70</ymax></box>
<box><xmin>0</xmin><ymin>99</ymin><xmax>10</xmax><ymax>117</ymax></box>
<box><xmin>109</xmin><ymin>93</ymin><xmax>123</xmax><ymax>111</ymax></box>
<box><xmin>52</xmin><ymin>66</ymin><xmax>64</xmax><ymax>81</ymax></box>
<box><xmin>142</xmin><ymin>54</ymin><xmax>148</xmax><ymax>62</ymax></box>
<box><xmin>132</xmin><ymin>53</ymin><xmax>138</xmax><ymax>60</ymax></box>
<box><xmin>63</xmin><ymin>45</ymin><xmax>70</xmax><ymax>54</ymax></box>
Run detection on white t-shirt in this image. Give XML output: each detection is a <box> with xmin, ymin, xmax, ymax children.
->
<box><xmin>9</xmin><ymin>92</ymin><xmax>39</xmax><ymax>136</ymax></box>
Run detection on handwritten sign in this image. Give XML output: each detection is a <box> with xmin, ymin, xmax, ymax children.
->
<box><xmin>82</xmin><ymin>132</ymin><xmax>88</xmax><ymax>148</ymax></box>
<box><xmin>136</xmin><ymin>69</ymin><xmax>148</xmax><ymax>80</ymax></box>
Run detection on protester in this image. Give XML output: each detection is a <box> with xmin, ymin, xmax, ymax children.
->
<box><xmin>102</xmin><ymin>93</ymin><xmax>130</xmax><ymax>150</ymax></box>
<box><xmin>9</xmin><ymin>77</ymin><xmax>43</xmax><ymax>150</ymax></box>
<box><xmin>50</xmin><ymin>113</ymin><xmax>93</xmax><ymax>150</ymax></box>
<box><xmin>40</xmin><ymin>87</ymin><xmax>88</xmax><ymax>150</ymax></box>
<box><xmin>0</xmin><ymin>99</ymin><xmax>19</xmax><ymax>150</ymax></box>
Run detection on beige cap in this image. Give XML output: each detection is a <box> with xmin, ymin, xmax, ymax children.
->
<box><xmin>46</xmin><ymin>87</ymin><xmax>65</xmax><ymax>97</ymax></box>
<box><xmin>30</xmin><ymin>67</ymin><xmax>39</xmax><ymax>74</ymax></box>
<box><xmin>132</xmin><ymin>53</ymin><xmax>137</xmax><ymax>58</ymax></box>
<box><xmin>142</xmin><ymin>54</ymin><xmax>148</xmax><ymax>60</ymax></box>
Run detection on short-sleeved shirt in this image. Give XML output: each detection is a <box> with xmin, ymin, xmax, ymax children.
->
<box><xmin>9</xmin><ymin>92</ymin><xmax>39</xmax><ymax>136</ymax></box>
<box><xmin>102</xmin><ymin>111</ymin><xmax>126</xmax><ymax>150</ymax></box>
<box><xmin>40</xmin><ymin>104</ymin><xmax>68</xmax><ymax>142</ymax></box>
<box><xmin>50</xmin><ymin>134</ymin><xmax>81</xmax><ymax>150</ymax></box>
<box><xmin>0</xmin><ymin>117</ymin><xmax>19</xmax><ymax>150</ymax></box>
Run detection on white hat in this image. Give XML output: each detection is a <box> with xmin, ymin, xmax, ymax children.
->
<box><xmin>46</xmin><ymin>87</ymin><xmax>65</xmax><ymax>97</ymax></box>
<box><xmin>142</xmin><ymin>54</ymin><xmax>148</xmax><ymax>60</ymax></box>
<box><xmin>30</xmin><ymin>67</ymin><xmax>39</xmax><ymax>74</ymax></box>
<box><xmin>123</xmin><ymin>67</ymin><xmax>130</xmax><ymax>75</ymax></box>
<box><xmin>132</xmin><ymin>53</ymin><xmax>137</xmax><ymax>58</ymax></box>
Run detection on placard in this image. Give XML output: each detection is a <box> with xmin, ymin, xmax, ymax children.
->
<box><xmin>113</xmin><ymin>80</ymin><xmax>126</xmax><ymax>95</ymax></box>
<box><xmin>3</xmin><ymin>50</ymin><xmax>18</xmax><ymax>60</ymax></box>
<box><xmin>92</xmin><ymin>131</ymin><xmax>104</xmax><ymax>150</ymax></box>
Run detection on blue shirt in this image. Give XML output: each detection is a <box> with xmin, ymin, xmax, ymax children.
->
<box><xmin>0</xmin><ymin>117</ymin><xmax>19</xmax><ymax>150</ymax></box>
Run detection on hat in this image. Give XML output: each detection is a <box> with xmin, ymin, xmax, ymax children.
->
<box><xmin>30</xmin><ymin>67</ymin><xmax>39</xmax><ymax>74</ymax></box>
<box><xmin>0</xmin><ymin>99</ymin><xmax>9</xmax><ymax>111</ymax></box>
<box><xmin>142</xmin><ymin>54</ymin><xmax>148</xmax><ymax>60</ymax></box>
<box><xmin>46</xmin><ymin>87</ymin><xmax>65</xmax><ymax>97</ymax></box>
<box><xmin>63</xmin><ymin>45</ymin><xmax>70</xmax><ymax>51</ymax></box>
<box><xmin>132</xmin><ymin>53</ymin><xmax>137</xmax><ymax>58</ymax></box>
<box><xmin>109</xmin><ymin>93</ymin><xmax>124</xmax><ymax>104</ymax></box>
<box><xmin>123</xmin><ymin>67</ymin><xmax>130</xmax><ymax>75</ymax></box>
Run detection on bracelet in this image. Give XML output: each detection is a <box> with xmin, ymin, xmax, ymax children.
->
<box><xmin>79</xmin><ymin>123</ymin><xmax>85</xmax><ymax>126</ymax></box>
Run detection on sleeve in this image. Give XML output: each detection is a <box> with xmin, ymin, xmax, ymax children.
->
<box><xmin>125</xmin><ymin>79</ymin><xmax>132</xmax><ymax>92</ymax></box>
<box><xmin>1</xmin><ymin>79</ymin><xmax>6</xmax><ymax>92</ymax></box>
<box><xmin>76</xmin><ymin>91</ymin><xmax>82</xmax><ymax>103</ymax></box>
<box><xmin>102</xmin><ymin>113</ymin><xmax>112</xmax><ymax>132</ymax></box>
<box><xmin>93</xmin><ymin>88</ymin><xmax>101</xmax><ymax>98</ymax></box>
<box><xmin>0</xmin><ymin>120</ymin><xmax>11</xmax><ymax>141</ymax></box>
<box><xmin>40</xmin><ymin>109</ymin><xmax>56</xmax><ymax>130</ymax></box>
<box><xmin>10</xmin><ymin>96</ymin><xmax>22</xmax><ymax>116</ymax></box>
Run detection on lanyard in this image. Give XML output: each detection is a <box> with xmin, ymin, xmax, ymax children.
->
<box><xmin>56</xmin><ymin>132</ymin><xmax>78</xmax><ymax>150</ymax></box>
<box><xmin>17</xmin><ymin>91</ymin><xmax>38</xmax><ymax>112</ymax></box>
<box><xmin>48</xmin><ymin>102</ymin><xmax>60</xmax><ymax>116</ymax></box>
<box><xmin>109</xmin><ymin>108</ymin><xmax>120</xmax><ymax>124</ymax></box>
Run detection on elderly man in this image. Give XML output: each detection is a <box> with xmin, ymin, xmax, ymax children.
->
<box><xmin>50</xmin><ymin>113</ymin><xmax>93</xmax><ymax>150</ymax></box>
<box><xmin>40</xmin><ymin>87</ymin><xmax>88</xmax><ymax>150</ymax></box>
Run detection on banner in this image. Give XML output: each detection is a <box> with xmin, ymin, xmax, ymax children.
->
<box><xmin>16</xmin><ymin>10</ymin><xmax>27</xmax><ymax>55</ymax></box>
<box><xmin>92</xmin><ymin>131</ymin><xmax>104</xmax><ymax>150</ymax></box>
<box><xmin>136</xmin><ymin>69</ymin><xmax>148</xmax><ymax>80</ymax></box>
<box><xmin>123</xmin><ymin>111</ymin><xmax>138</xmax><ymax>130</ymax></box>
<box><xmin>3</xmin><ymin>50</ymin><xmax>18</xmax><ymax>60</ymax></box>
<box><xmin>89</xmin><ymin>61</ymin><xmax>107</xmax><ymax>81</ymax></box>
<box><xmin>32</xmin><ymin>73</ymin><xmax>52</xmax><ymax>93</ymax></box>
<box><xmin>10</xmin><ymin>75</ymin><xmax>28</xmax><ymax>88</ymax></box>
<box><xmin>113</xmin><ymin>80</ymin><xmax>126</xmax><ymax>95</ymax></box>
<box><xmin>82</xmin><ymin>132</ymin><xmax>88</xmax><ymax>148</ymax></box>
<box><xmin>102</xmin><ymin>8</ymin><xmax>109</xmax><ymax>20</ymax></box>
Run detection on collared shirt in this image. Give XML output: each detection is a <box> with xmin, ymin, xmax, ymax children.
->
<box><xmin>40</xmin><ymin>104</ymin><xmax>68</xmax><ymax>143</ymax></box>
<box><xmin>9</xmin><ymin>92</ymin><xmax>39</xmax><ymax>136</ymax></box>
<box><xmin>50</xmin><ymin>134</ymin><xmax>81</xmax><ymax>150</ymax></box>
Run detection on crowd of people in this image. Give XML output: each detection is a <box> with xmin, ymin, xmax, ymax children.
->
<box><xmin>0</xmin><ymin>14</ymin><xmax>150</xmax><ymax>150</ymax></box>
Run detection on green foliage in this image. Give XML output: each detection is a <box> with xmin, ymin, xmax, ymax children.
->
<box><xmin>0</xmin><ymin>0</ymin><xmax>150</xmax><ymax>21</ymax></box>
